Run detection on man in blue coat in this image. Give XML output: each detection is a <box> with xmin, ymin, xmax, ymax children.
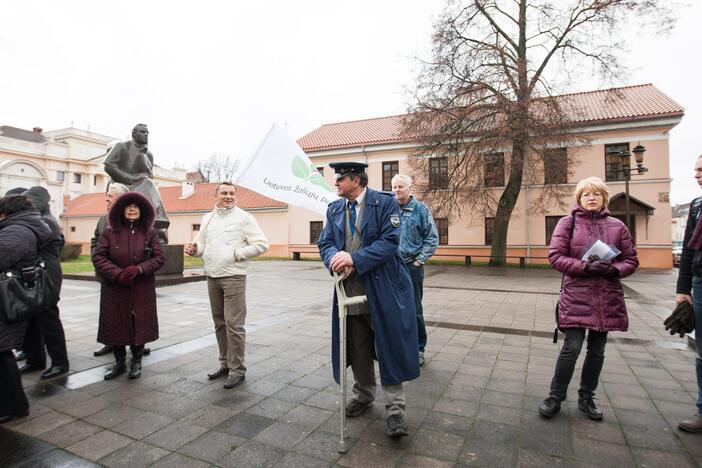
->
<box><xmin>318</xmin><ymin>162</ymin><xmax>419</xmax><ymax>439</ymax></box>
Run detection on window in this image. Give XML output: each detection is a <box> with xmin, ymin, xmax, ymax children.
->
<box><xmin>192</xmin><ymin>224</ymin><xmax>201</xmax><ymax>231</ymax></box>
<box><xmin>310</xmin><ymin>221</ymin><xmax>324</xmax><ymax>244</ymax></box>
<box><xmin>93</xmin><ymin>175</ymin><xmax>98</xmax><ymax>186</ymax></box>
<box><xmin>429</xmin><ymin>158</ymin><xmax>448</xmax><ymax>189</ymax></box>
<box><xmin>56</xmin><ymin>171</ymin><xmax>65</xmax><ymax>182</ymax></box>
<box><xmin>484</xmin><ymin>153</ymin><xmax>504</xmax><ymax>187</ymax></box>
<box><xmin>544</xmin><ymin>148</ymin><xmax>568</xmax><ymax>184</ymax></box>
<box><xmin>435</xmin><ymin>218</ymin><xmax>449</xmax><ymax>245</ymax></box>
<box><xmin>382</xmin><ymin>161</ymin><xmax>399</xmax><ymax>191</ymax></box>
<box><xmin>545</xmin><ymin>216</ymin><xmax>561</xmax><ymax>245</ymax></box>
<box><xmin>73</xmin><ymin>173</ymin><xmax>82</xmax><ymax>184</ymax></box>
<box><xmin>485</xmin><ymin>217</ymin><xmax>495</xmax><ymax>245</ymax></box>
<box><xmin>70</xmin><ymin>226</ymin><xmax>76</xmax><ymax>233</ymax></box>
<box><xmin>316</xmin><ymin>167</ymin><xmax>324</xmax><ymax>177</ymax></box>
<box><xmin>605</xmin><ymin>143</ymin><xmax>630</xmax><ymax>181</ymax></box>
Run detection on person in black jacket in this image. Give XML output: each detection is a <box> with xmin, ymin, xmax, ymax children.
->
<box><xmin>18</xmin><ymin>187</ymin><xmax>69</xmax><ymax>380</ymax></box>
<box><xmin>4</xmin><ymin>187</ymin><xmax>28</xmax><ymax>363</ymax></box>
<box><xmin>0</xmin><ymin>195</ymin><xmax>53</xmax><ymax>423</ymax></box>
<box><xmin>675</xmin><ymin>154</ymin><xmax>702</xmax><ymax>434</ymax></box>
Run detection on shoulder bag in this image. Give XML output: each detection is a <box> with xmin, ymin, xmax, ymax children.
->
<box><xmin>553</xmin><ymin>214</ymin><xmax>576</xmax><ymax>343</ymax></box>
<box><xmin>0</xmin><ymin>238</ymin><xmax>57</xmax><ymax>324</ymax></box>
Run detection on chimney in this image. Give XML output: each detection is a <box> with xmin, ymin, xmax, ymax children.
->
<box><xmin>33</xmin><ymin>127</ymin><xmax>43</xmax><ymax>133</ymax></box>
<box><xmin>181</xmin><ymin>181</ymin><xmax>195</xmax><ymax>199</ymax></box>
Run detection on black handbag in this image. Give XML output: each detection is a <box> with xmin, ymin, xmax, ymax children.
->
<box><xmin>553</xmin><ymin>214</ymin><xmax>577</xmax><ymax>343</ymax></box>
<box><xmin>0</xmin><ymin>243</ymin><xmax>55</xmax><ymax>324</ymax></box>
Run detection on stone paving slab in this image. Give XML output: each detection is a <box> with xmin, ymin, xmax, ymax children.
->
<box><xmin>2</xmin><ymin>261</ymin><xmax>701</xmax><ymax>467</ymax></box>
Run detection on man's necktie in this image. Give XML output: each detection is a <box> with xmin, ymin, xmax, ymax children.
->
<box><xmin>348</xmin><ymin>200</ymin><xmax>358</xmax><ymax>236</ymax></box>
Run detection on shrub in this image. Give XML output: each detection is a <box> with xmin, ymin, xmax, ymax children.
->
<box><xmin>60</xmin><ymin>243</ymin><xmax>83</xmax><ymax>262</ymax></box>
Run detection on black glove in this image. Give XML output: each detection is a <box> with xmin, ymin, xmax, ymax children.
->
<box><xmin>664</xmin><ymin>301</ymin><xmax>696</xmax><ymax>337</ymax></box>
<box><xmin>678</xmin><ymin>302</ymin><xmax>695</xmax><ymax>333</ymax></box>
<box><xmin>585</xmin><ymin>259</ymin><xmax>617</xmax><ymax>277</ymax></box>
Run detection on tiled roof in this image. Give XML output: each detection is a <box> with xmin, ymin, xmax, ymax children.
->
<box><xmin>62</xmin><ymin>183</ymin><xmax>286</xmax><ymax>218</ymax></box>
<box><xmin>0</xmin><ymin>125</ymin><xmax>47</xmax><ymax>143</ymax></box>
<box><xmin>297</xmin><ymin>84</ymin><xmax>684</xmax><ymax>151</ymax></box>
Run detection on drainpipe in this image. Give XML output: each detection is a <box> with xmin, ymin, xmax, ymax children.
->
<box><xmin>524</xmin><ymin>158</ymin><xmax>531</xmax><ymax>263</ymax></box>
<box><xmin>361</xmin><ymin>145</ymin><xmax>368</xmax><ymax>165</ymax></box>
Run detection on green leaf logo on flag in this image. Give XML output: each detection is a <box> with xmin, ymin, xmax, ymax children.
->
<box><xmin>291</xmin><ymin>156</ymin><xmax>333</xmax><ymax>191</ymax></box>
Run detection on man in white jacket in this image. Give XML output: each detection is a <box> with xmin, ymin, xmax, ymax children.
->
<box><xmin>185</xmin><ymin>182</ymin><xmax>269</xmax><ymax>388</ymax></box>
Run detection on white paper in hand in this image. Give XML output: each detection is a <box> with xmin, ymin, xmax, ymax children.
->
<box><xmin>581</xmin><ymin>240</ymin><xmax>620</xmax><ymax>261</ymax></box>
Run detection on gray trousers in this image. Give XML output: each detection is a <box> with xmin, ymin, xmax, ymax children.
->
<box><xmin>347</xmin><ymin>314</ymin><xmax>405</xmax><ymax>416</ymax></box>
<box><xmin>207</xmin><ymin>276</ymin><xmax>247</xmax><ymax>376</ymax></box>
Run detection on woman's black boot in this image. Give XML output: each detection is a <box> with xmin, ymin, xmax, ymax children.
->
<box><xmin>104</xmin><ymin>360</ymin><xmax>127</xmax><ymax>380</ymax></box>
<box><xmin>128</xmin><ymin>348</ymin><xmax>143</xmax><ymax>379</ymax></box>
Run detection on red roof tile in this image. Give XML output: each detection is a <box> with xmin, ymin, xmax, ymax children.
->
<box><xmin>297</xmin><ymin>84</ymin><xmax>684</xmax><ymax>151</ymax></box>
<box><xmin>62</xmin><ymin>183</ymin><xmax>286</xmax><ymax>218</ymax></box>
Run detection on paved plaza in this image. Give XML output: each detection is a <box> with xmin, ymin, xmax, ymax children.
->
<box><xmin>2</xmin><ymin>261</ymin><xmax>701</xmax><ymax>467</ymax></box>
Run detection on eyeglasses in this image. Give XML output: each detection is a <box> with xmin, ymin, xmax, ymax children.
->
<box><xmin>581</xmin><ymin>192</ymin><xmax>603</xmax><ymax>199</ymax></box>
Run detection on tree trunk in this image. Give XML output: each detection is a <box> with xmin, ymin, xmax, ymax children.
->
<box><xmin>489</xmin><ymin>137</ymin><xmax>526</xmax><ymax>266</ymax></box>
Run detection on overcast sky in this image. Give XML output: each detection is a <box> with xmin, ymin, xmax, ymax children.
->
<box><xmin>1</xmin><ymin>1</ymin><xmax>699</xmax><ymax>204</ymax></box>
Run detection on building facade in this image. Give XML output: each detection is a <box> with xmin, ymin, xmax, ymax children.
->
<box><xmin>0</xmin><ymin>125</ymin><xmax>186</xmax><ymax>215</ymax></box>
<box><xmin>290</xmin><ymin>84</ymin><xmax>683</xmax><ymax>269</ymax></box>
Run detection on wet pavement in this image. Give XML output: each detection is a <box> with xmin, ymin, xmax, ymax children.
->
<box><xmin>2</xmin><ymin>262</ymin><xmax>700</xmax><ymax>467</ymax></box>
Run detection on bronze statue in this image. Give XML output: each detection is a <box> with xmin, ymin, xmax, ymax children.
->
<box><xmin>104</xmin><ymin>124</ymin><xmax>169</xmax><ymax>242</ymax></box>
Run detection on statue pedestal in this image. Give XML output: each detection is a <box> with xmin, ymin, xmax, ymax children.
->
<box><xmin>158</xmin><ymin>244</ymin><xmax>185</xmax><ymax>275</ymax></box>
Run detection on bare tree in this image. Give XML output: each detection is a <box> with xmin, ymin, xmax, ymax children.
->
<box><xmin>406</xmin><ymin>0</ymin><xmax>675</xmax><ymax>266</ymax></box>
<box><xmin>195</xmin><ymin>154</ymin><xmax>240</xmax><ymax>183</ymax></box>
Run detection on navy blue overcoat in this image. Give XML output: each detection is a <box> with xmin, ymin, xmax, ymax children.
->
<box><xmin>318</xmin><ymin>188</ymin><xmax>420</xmax><ymax>386</ymax></box>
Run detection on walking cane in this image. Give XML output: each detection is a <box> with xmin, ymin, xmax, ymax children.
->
<box><xmin>333</xmin><ymin>270</ymin><xmax>367</xmax><ymax>454</ymax></box>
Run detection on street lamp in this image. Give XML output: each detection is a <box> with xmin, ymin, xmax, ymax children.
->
<box><xmin>610</xmin><ymin>144</ymin><xmax>648</xmax><ymax>232</ymax></box>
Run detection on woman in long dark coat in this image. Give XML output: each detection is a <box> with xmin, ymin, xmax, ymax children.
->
<box><xmin>0</xmin><ymin>195</ymin><xmax>52</xmax><ymax>423</ymax></box>
<box><xmin>92</xmin><ymin>192</ymin><xmax>164</xmax><ymax>380</ymax></box>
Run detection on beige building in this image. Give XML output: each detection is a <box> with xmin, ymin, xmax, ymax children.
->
<box><xmin>289</xmin><ymin>84</ymin><xmax>683</xmax><ymax>269</ymax></box>
<box><xmin>0</xmin><ymin>125</ymin><xmax>186</xmax><ymax>215</ymax></box>
<box><xmin>62</xmin><ymin>182</ymin><xmax>288</xmax><ymax>255</ymax></box>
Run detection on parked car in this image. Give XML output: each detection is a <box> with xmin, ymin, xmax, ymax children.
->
<box><xmin>673</xmin><ymin>241</ymin><xmax>683</xmax><ymax>267</ymax></box>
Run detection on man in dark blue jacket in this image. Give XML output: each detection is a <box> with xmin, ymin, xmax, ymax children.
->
<box><xmin>318</xmin><ymin>162</ymin><xmax>418</xmax><ymax>439</ymax></box>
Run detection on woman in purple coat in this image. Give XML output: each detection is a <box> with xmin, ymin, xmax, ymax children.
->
<box><xmin>539</xmin><ymin>177</ymin><xmax>638</xmax><ymax>421</ymax></box>
<box><xmin>92</xmin><ymin>192</ymin><xmax>164</xmax><ymax>380</ymax></box>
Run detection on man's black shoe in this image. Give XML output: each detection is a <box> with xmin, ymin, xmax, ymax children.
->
<box><xmin>345</xmin><ymin>399</ymin><xmax>373</xmax><ymax>417</ymax></box>
<box><xmin>143</xmin><ymin>347</ymin><xmax>151</xmax><ymax>356</ymax></box>
<box><xmin>578</xmin><ymin>397</ymin><xmax>603</xmax><ymax>420</ymax></box>
<box><xmin>223</xmin><ymin>374</ymin><xmax>245</xmax><ymax>389</ymax></box>
<box><xmin>104</xmin><ymin>361</ymin><xmax>127</xmax><ymax>380</ymax></box>
<box><xmin>538</xmin><ymin>396</ymin><xmax>561</xmax><ymax>419</ymax></box>
<box><xmin>14</xmin><ymin>350</ymin><xmax>26</xmax><ymax>361</ymax></box>
<box><xmin>40</xmin><ymin>365</ymin><xmax>69</xmax><ymax>380</ymax></box>
<box><xmin>385</xmin><ymin>414</ymin><xmax>409</xmax><ymax>438</ymax></box>
<box><xmin>18</xmin><ymin>363</ymin><xmax>44</xmax><ymax>374</ymax></box>
<box><xmin>207</xmin><ymin>367</ymin><xmax>229</xmax><ymax>380</ymax></box>
<box><xmin>0</xmin><ymin>410</ymin><xmax>29</xmax><ymax>424</ymax></box>
<box><xmin>93</xmin><ymin>345</ymin><xmax>112</xmax><ymax>357</ymax></box>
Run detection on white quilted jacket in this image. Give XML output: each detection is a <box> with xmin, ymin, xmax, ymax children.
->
<box><xmin>193</xmin><ymin>205</ymin><xmax>269</xmax><ymax>277</ymax></box>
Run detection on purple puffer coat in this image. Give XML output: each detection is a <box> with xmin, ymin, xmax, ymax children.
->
<box><xmin>549</xmin><ymin>205</ymin><xmax>639</xmax><ymax>332</ymax></box>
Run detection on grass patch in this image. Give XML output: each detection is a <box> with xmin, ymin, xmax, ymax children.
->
<box><xmin>61</xmin><ymin>255</ymin><xmax>95</xmax><ymax>274</ymax></box>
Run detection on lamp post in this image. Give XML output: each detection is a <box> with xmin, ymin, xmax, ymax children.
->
<box><xmin>613</xmin><ymin>144</ymin><xmax>648</xmax><ymax>232</ymax></box>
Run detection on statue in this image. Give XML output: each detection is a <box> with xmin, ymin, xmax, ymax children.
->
<box><xmin>104</xmin><ymin>123</ymin><xmax>169</xmax><ymax>243</ymax></box>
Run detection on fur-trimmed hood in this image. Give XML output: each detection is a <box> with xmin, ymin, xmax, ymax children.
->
<box><xmin>108</xmin><ymin>191</ymin><xmax>156</xmax><ymax>232</ymax></box>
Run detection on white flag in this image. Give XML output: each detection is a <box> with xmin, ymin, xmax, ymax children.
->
<box><xmin>235</xmin><ymin>124</ymin><xmax>338</xmax><ymax>216</ymax></box>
